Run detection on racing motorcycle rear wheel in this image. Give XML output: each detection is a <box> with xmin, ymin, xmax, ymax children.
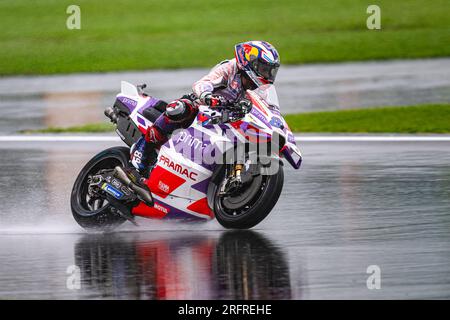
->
<box><xmin>214</xmin><ymin>160</ymin><xmax>284</xmax><ymax>229</ymax></box>
<box><xmin>71</xmin><ymin>146</ymin><xmax>130</xmax><ymax>231</ymax></box>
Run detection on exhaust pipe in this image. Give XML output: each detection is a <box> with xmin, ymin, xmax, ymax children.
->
<box><xmin>113</xmin><ymin>166</ymin><xmax>154</xmax><ymax>207</ymax></box>
<box><xmin>104</xmin><ymin>107</ymin><xmax>118</xmax><ymax>123</ymax></box>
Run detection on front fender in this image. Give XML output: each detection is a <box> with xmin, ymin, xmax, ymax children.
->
<box><xmin>281</xmin><ymin>143</ymin><xmax>302</xmax><ymax>169</ymax></box>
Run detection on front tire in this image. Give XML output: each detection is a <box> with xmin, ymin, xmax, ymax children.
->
<box><xmin>214</xmin><ymin>161</ymin><xmax>284</xmax><ymax>229</ymax></box>
<box><xmin>71</xmin><ymin>146</ymin><xmax>130</xmax><ymax>231</ymax></box>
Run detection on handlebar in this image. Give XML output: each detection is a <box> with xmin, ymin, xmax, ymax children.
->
<box><xmin>196</xmin><ymin>99</ymin><xmax>252</xmax><ymax>125</ymax></box>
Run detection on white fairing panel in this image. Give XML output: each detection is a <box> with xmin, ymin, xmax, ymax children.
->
<box><xmin>148</xmin><ymin>142</ymin><xmax>215</xmax><ymax>220</ymax></box>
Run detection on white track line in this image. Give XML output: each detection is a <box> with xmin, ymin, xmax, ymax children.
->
<box><xmin>0</xmin><ymin>135</ymin><xmax>450</xmax><ymax>142</ymax></box>
<box><xmin>0</xmin><ymin>136</ymin><xmax>120</xmax><ymax>142</ymax></box>
<box><xmin>295</xmin><ymin>136</ymin><xmax>450</xmax><ymax>142</ymax></box>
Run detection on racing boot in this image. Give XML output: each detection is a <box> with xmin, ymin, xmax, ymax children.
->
<box><xmin>131</xmin><ymin>125</ymin><xmax>168</xmax><ymax>174</ymax></box>
<box><xmin>121</xmin><ymin>98</ymin><xmax>192</xmax><ymax>204</ymax></box>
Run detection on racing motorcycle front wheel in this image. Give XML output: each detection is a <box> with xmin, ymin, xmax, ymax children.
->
<box><xmin>214</xmin><ymin>160</ymin><xmax>284</xmax><ymax>229</ymax></box>
<box><xmin>71</xmin><ymin>146</ymin><xmax>130</xmax><ymax>231</ymax></box>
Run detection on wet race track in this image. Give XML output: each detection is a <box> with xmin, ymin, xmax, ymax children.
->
<box><xmin>0</xmin><ymin>140</ymin><xmax>449</xmax><ymax>299</ymax></box>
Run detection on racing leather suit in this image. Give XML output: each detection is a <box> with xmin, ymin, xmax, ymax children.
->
<box><xmin>130</xmin><ymin>58</ymin><xmax>246</xmax><ymax>173</ymax></box>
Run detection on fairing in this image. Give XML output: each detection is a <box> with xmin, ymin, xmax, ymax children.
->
<box><xmin>116</xmin><ymin>82</ymin><xmax>301</xmax><ymax>221</ymax></box>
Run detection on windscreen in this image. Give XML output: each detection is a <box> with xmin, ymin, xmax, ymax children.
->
<box><xmin>250</xmin><ymin>84</ymin><xmax>280</xmax><ymax>109</ymax></box>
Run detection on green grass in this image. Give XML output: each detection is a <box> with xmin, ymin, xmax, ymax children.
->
<box><xmin>24</xmin><ymin>104</ymin><xmax>450</xmax><ymax>134</ymax></box>
<box><xmin>0</xmin><ymin>0</ymin><xmax>449</xmax><ymax>75</ymax></box>
<box><xmin>284</xmin><ymin>104</ymin><xmax>450</xmax><ymax>133</ymax></box>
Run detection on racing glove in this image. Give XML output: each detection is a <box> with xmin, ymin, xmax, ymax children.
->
<box><xmin>199</xmin><ymin>92</ymin><xmax>227</xmax><ymax>107</ymax></box>
<box><xmin>233</xmin><ymin>99</ymin><xmax>252</xmax><ymax>118</ymax></box>
<box><xmin>237</xmin><ymin>99</ymin><xmax>252</xmax><ymax>113</ymax></box>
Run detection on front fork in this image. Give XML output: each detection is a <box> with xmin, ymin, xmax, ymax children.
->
<box><xmin>219</xmin><ymin>164</ymin><xmax>245</xmax><ymax>196</ymax></box>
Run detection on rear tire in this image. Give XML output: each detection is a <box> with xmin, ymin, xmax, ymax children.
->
<box><xmin>214</xmin><ymin>161</ymin><xmax>284</xmax><ymax>229</ymax></box>
<box><xmin>71</xmin><ymin>146</ymin><xmax>130</xmax><ymax>231</ymax></box>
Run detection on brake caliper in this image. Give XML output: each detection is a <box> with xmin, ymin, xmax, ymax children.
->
<box><xmin>220</xmin><ymin>164</ymin><xmax>245</xmax><ymax>196</ymax></box>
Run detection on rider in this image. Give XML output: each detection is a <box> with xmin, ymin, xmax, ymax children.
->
<box><xmin>124</xmin><ymin>40</ymin><xmax>281</xmax><ymax>187</ymax></box>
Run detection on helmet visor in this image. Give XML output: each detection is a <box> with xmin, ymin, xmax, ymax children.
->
<box><xmin>251</xmin><ymin>58</ymin><xmax>280</xmax><ymax>83</ymax></box>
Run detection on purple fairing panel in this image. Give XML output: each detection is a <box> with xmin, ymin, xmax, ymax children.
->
<box><xmin>250</xmin><ymin>107</ymin><xmax>272</xmax><ymax>129</ymax></box>
<box><xmin>137</xmin><ymin>116</ymin><xmax>146</xmax><ymax>126</ymax></box>
<box><xmin>170</xmin><ymin>127</ymin><xmax>219</xmax><ymax>172</ymax></box>
<box><xmin>117</xmin><ymin>96</ymin><xmax>138</xmax><ymax>112</ymax></box>
<box><xmin>237</xmin><ymin>121</ymin><xmax>272</xmax><ymax>142</ymax></box>
<box><xmin>286</xmin><ymin>132</ymin><xmax>296</xmax><ymax>144</ymax></box>
<box><xmin>137</xmin><ymin>96</ymin><xmax>162</xmax><ymax>114</ymax></box>
<box><xmin>117</xmin><ymin>95</ymin><xmax>162</xmax><ymax>114</ymax></box>
<box><xmin>157</xmin><ymin>199</ymin><xmax>209</xmax><ymax>221</ymax></box>
<box><xmin>282</xmin><ymin>146</ymin><xmax>302</xmax><ymax>169</ymax></box>
<box><xmin>191</xmin><ymin>178</ymin><xmax>210</xmax><ymax>194</ymax></box>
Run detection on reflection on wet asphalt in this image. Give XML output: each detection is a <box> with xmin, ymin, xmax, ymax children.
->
<box><xmin>73</xmin><ymin>231</ymin><xmax>291</xmax><ymax>300</ymax></box>
<box><xmin>0</xmin><ymin>58</ymin><xmax>449</xmax><ymax>133</ymax></box>
<box><xmin>0</xmin><ymin>141</ymin><xmax>449</xmax><ymax>299</ymax></box>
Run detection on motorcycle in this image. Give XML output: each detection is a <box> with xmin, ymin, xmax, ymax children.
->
<box><xmin>71</xmin><ymin>81</ymin><xmax>302</xmax><ymax>231</ymax></box>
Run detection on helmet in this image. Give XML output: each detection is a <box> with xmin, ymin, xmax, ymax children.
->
<box><xmin>235</xmin><ymin>41</ymin><xmax>280</xmax><ymax>87</ymax></box>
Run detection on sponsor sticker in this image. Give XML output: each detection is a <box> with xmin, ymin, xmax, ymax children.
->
<box><xmin>101</xmin><ymin>183</ymin><xmax>124</xmax><ymax>199</ymax></box>
<box><xmin>158</xmin><ymin>180</ymin><xmax>170</xmax><ymax>193</ymax></box>
<box><xmin>154</xmin><ymin>202</ymin><xmax>169</xmax><ymax>214</ymax></box>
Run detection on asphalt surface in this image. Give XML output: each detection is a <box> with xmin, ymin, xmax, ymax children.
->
<box><xmin>0</xmin><ymin>140</ymin><xmax>449</xmax><ymax>299</ymax></box>
<box><xmin>0</xmin><ymin>58</ymin><xmax>449</xmax><ymax>133</ymax></box>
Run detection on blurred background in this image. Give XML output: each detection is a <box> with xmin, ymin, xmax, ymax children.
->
<box><xmin>0</xmin><ymin>0</ymin><xmax>448</xmax><ymax>132</ymax></box>
<box><xmin>1</xmin><ymin>0</ymin><xmax>449</xmax><ymax>73</ymax></box>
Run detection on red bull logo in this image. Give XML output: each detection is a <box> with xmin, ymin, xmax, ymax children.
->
<box><xmin>243</xmin><ymin>44</ymin><xmax>259</xmax><ymax>61</ymax></box>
